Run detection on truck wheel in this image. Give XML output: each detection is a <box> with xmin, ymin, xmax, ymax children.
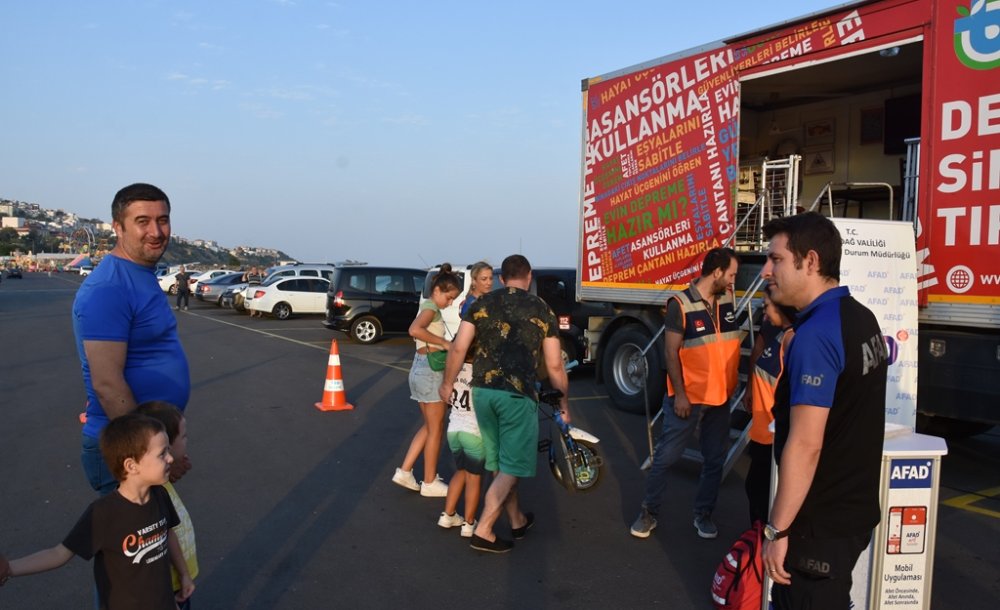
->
<box><xmin>602</xmin><ymin>325</ymin><xmax>664</xmax><ymax>414</ymax></box>
<box><xmin>559</xmin><ymin>335</ymin><xmax>577</xmax><ymax>367</ymax></box>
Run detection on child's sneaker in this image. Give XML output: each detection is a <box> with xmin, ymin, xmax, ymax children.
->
<box><xmin>460</xmin><ymin>520</ymin><xmax>477</xmax><ymax>538</ymax></box>
<box><xmin>437</xmin><ymin>512</ymin><xmax>463</xmax><ymax>529</ymax></box>
<box><xmin>391</xmin><ymin>468</ymin><xmax>419</xmax><ymax>491</ymax></box>
<box><xmin>420</xmin><ymin>478</ymin><xmax>449</xmax><ymax>497</ymax></box>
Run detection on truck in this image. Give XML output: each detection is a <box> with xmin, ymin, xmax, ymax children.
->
<box><xmin>577</xmin><ymin>0</ymin><xmax>999</xmax><ymax>436</ymax></box>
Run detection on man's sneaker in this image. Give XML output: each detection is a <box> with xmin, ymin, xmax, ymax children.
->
<box><xmin>693</xmin><ymin>514</ymin><xmax>718</xmax><ymax>539</ymax></box>
<box><xmin>437</xmin><ymin>512</ymin><xmax>463</xmax><ymax>529</ymax></box>
<box><xmin>470</xmin><ymin>534</ymin><xmax>513</xmax><ymax>554</ymax></box>
<box><xmin>420</xmin><ymin>478</ymin><xmax>449</xmax><ymax>497</ymax></box>
<box><xmin>460</xmin><ymin>520</ymin><xmax>477</xmax><ymax>538</ymax></box>
<box><xmin>391</xmin><ymin>468</ymin><xmax>419</xmax><ymax>491</ymax></box>
<box><xmin>630</xmin><ymin>508</ymin><xmax>657</xmax><ymax>539</ymax></box>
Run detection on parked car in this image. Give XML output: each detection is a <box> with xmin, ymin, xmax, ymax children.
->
<box><xmin>262</xmin><ymin>263</ymin><xmax>337</xmax><ymax>283</ymax></box>
<box><xmin>220</xmin><ymin>282</ymin><xmax>248</xmax><ymax>310</ymax></box>
<box><xmin>158</xmin><ymin>270</ymin><xmax>187</xmax><ymax>294</ymax></box>
<box><xmin>7</xmin><ymin>267</ymin><xmax>23</xmax><ymax>279</ymax></box>
<box><xmin>245</xmin><ymin>277</ymin><xmax>330</xmax><ymax>320</ymax></box>
<box><xmin>78</xmin><ymin>265</ymin><xmax>93</xmax><ymax>276</ymax></box>
<box><xmin>324</xmin><ymin>266</ymin><xmax>427</xmax><ymax>343</ymax></box>
<box><xmin>189</xmin><ymin>268</ymin><xmax>234</xmax><ymax>292</ymax></box>
<box><xmin>196</xmin><ymin>272</ymin><xmax>246</xmax><ymax>305</ymax></box>
<box><xmin>233</xmin><ymin>263</ymin><xmax>338</xmax><ymax>313</ymax></box>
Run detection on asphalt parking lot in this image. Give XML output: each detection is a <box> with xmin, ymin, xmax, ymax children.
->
<box><xmin>1</xmin><ymin>272</ymin><xmax>998</xmax><ymax>608</ymax></box>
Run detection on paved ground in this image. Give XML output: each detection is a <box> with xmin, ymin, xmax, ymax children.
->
<box><xmin>1</xmin><ymin>272</ymin><xmax>998</xmax><ymax>608</ymax></box>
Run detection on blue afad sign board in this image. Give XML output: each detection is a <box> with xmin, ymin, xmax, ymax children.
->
<box><xmin>889</xmin><ymin>459</ymin><xmax>934</xmax><ymax>489</ymax></box>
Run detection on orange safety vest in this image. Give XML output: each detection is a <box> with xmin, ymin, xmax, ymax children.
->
<box><xmin>666</xmin><ymin>287</ymin><xmax>741</xmax><ymax>406</ymax></box>
<box><xmin>749</xmin><ymin>329</ymin><xmax>791</xmax><ymax>444</ymax></box>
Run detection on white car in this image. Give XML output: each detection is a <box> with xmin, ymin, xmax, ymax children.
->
<box><xmin>245</xmin><ymin>277</ymin><xmax>330</xmax><ymax>320</ymax></box>
<box><xmin>157</xmin><ymin>270</ymin><xmax>185</xmax><ymax>294</ymax></box>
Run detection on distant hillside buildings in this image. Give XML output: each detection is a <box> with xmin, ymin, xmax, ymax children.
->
<box><xmin>0</xmin><ymin>196</ymin><xmax>283</xmax><ymax>262</ymax></box>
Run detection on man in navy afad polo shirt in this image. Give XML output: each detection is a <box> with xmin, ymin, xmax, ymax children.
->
<box><xmin>759</xmin><ymin>212</ymin><xmax>888</xmax><ymax>609</ymax></box>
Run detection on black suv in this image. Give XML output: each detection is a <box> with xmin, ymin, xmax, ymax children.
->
<box><xmin>530</xmin><ymin>267</ymin><xmax>613</xmax><ymax>365</ymax></box>
<box><xmin>324</xmin><ymin>266</ymin><xmax>427</xmax><ymax>343</ymax></box>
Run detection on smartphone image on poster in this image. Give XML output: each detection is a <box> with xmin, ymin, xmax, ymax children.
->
<box><xmin>901</xmin><ymin>506</ymin><xmax>927</xmax><ymax>554</ymax></box>
<box><xmin>886</xmin><ymin>507</ymin><xmax>902</xmax><ymax>554</ymax></box>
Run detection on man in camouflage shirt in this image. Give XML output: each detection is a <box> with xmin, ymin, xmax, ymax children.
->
<box><xmin>440</xmin><ymin>255</ymin><xmax>570</xmax><ymax>553</ymax></box>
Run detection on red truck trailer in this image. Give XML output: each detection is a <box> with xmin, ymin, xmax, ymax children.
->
<box><xmin>578</xmin><ymin>0</ymin><xmax>999</xmax><ymax>435</ymax></box>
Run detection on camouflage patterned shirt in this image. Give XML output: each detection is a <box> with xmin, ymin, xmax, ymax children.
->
<box><xmin>465</xmin><ymin>286</ymin><xmax>559</xmax><ymax>401</ymax></box>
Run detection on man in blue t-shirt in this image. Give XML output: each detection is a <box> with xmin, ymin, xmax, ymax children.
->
<box><xmin>73</xmin><ymin>183</ymin><xmax>191</xmax><ymax>495</ymax></box>
<box><xmin>759</xmin><ymin>212</ymin><xmax>887</xmax><ymax>610</ymax></box>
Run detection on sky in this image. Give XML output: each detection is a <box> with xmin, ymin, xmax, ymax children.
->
<box><xmin>1</xmin><ymin>0</ymin><xmax>841</xmax><ymax>267</ymax></box>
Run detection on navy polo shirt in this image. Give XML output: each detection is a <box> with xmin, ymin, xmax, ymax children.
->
<box><xmin>773</xmin><ymin>286</ymin><xmax>887</xmax><ymax>537</ymax></box>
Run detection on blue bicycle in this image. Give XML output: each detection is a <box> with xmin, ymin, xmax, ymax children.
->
<box><xmin>538</xmin><ymin>388</ymin><xmax>603</xmax><ymax>493</ymax></box>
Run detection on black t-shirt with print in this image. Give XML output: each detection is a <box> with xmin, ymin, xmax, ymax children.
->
<box><xmin>63</xmin><ymin>485</ymin><xmax>180</xmax><ymax>610</ymax></box>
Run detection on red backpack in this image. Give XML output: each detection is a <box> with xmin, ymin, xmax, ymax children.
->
<box><xmin>710</xmin><ymin>521</ymin><xmax>764</xmax><ymax>610</ymax></box>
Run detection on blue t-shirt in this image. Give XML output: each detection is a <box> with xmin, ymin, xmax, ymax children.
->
<box><xmin>73</xmin><ymin>254</ymin><xmax>191</xmax><ymax>438</ymax></box>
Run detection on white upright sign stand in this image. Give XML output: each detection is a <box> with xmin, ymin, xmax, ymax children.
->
<box><xmin>833</xmin><ymin>218</ymin><xmax>919</xmax><ymax>429</ymax></box>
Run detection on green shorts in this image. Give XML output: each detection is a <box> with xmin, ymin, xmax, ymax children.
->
<box><xmin>472</xmin><ymin>387</ymin><xmax>538</xmax><ymax>477</ymax></box>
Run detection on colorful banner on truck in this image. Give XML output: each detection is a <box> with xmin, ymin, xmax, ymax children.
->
<box><xmin>580</xmin><ymin>0</ymin><xmax>928</xmax><ymax>291</ymax></box>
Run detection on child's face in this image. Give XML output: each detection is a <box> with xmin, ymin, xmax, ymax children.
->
<box><xmin>134</xmin><ymin>431</ymin><xmax>174</xmax><ymax>485</ymax></box>
<box><xmin>432</xmin><ymin>287</ymin><xmax>460</xmax><ymax>309</ymax></box>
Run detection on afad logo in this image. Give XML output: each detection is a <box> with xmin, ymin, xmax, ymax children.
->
<box><xmin>890</xmin><ymin>458</ymin><xmax>934</xmax><ymax>488</ymax></box>
<box><xmin>954</xmin><ymin>0</ymin><xmax>1000</xmax><ymax>70</ymax></box>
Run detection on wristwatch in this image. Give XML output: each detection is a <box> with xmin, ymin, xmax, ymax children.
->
<box><xmin>764</xmin><ymin>523</ymin><xmax>790</xmax><ymax>541</ymax></box>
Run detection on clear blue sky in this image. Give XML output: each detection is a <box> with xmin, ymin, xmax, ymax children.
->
<box><xmin>1</xmin><ymin>0</ymin><xmax>840</xmax><ymax>267</ymax></box>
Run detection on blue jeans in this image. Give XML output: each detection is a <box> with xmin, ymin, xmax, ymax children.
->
<box><xmin>81</xmin><ymin>434</ymin><xmax>118</xmax><ymax>496</ymax></box>
<box><xmin>641</xmin><ymin>395</ymin><xmax>730</xmax><ymax>517</ymax></box>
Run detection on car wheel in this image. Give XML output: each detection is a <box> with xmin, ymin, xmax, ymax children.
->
<box><xmin>168</xmin><ymin>284</ymin><xmax>177</xmax><ymax>295</ymax></box>
<box><xmin>351</xmin><ymin>316</ymin><xmax>382</xmax><ymax>344</ymax></box>
<box><xmin>234</xmin><ymin>294</ymin><xmax>246</xmax><ymax>312</ymax></box>
<box><xmin>273</xmin><ymin>303</ymin><xmax>292</xmax><ymax>320</ymax></box>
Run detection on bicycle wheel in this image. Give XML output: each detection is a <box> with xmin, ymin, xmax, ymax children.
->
<box><xmin>549</xmin><ymin>436</ymin><xmax>602</xmax><ymax>493</ymax></box>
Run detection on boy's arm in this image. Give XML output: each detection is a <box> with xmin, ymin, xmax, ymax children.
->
<box><xmin>7</xmin><ymin>544</ymin><xmax>74</xmax><ymax>578</ymax></box>
<box><xmin>167</xmin><ymin>530</ymin><xmax>194</xmax><ymax>601</ymax></box>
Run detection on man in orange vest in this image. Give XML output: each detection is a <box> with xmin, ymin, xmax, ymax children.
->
<box><xmin>630</xmin><ymin>247</ymin><xmax>740</xmax><ymax>540</ymax></box>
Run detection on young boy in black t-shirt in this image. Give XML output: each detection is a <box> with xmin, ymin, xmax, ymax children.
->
<box><xmin>2</xmin><ymin>413</ymin><xmax>194</xmax><ymax>609</ymax></box>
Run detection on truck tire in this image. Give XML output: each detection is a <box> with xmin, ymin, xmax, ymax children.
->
<box><xmin>602</xmin><ymin>325</ymin><xmax>664</xmax><ymax>414</ymax></box>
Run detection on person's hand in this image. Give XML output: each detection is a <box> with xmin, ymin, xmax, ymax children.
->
<box><xmin>742</xmin><ymin>387</ymin><xmax>752</xmax><ymax>412</ymax></box>
<box><xmin>169</xmin><ymin>454</ymin><xmax>192</xmax><ymax>483</ymax></box>
<box><xmin>559</xmin><ymin>403</ymin><xmax>572</xmax><ymax>425</ymax></box>
<box><xmin>438</xmin><ymin>382</ymin><xmax>453</xmax><ymax>405</ymax></box>
<box><xmin>176</xmin><ymin>575</ymin><xmax>195</xmax><ymax>602</ymax></box>
<box><xmin>762</xmin><ymin>538</ymin><xmax>791</xmax><ymax>585</ymax></box>
<box><xmin>0</xmin><ymin>553</ymin><xmax>11</xmax><ymax>586</ymax></box>
<box><xmin>673</xmin><ymin>395</ymin><xmax>692</xmax><ymax>419</ymax></box>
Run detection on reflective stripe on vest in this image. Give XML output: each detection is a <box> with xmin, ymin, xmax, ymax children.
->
<box><xmin>666</xmin><ymin>288</ymin><xmax>741</xmax><ymax>406</ymax></box>
<box><xmin>749</xmin><ymin>329</ymin><xmax>789</xmax><ymax>444</ymax></box>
